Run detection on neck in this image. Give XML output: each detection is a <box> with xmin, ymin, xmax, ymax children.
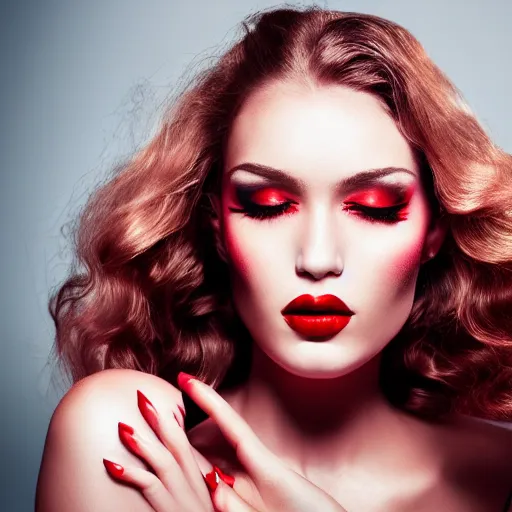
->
<box><xmin>235</xmin><ymin>344</ymin><xmax>398</xmax><ymax>471</ymax></box>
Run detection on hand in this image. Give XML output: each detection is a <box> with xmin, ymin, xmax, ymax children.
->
<box><xmin>102</xmin><ymin>389</ymin><xmax>261</xmax><ymax>511</ymax></box>
<box><xmin>177</xmin><ymin>372</ymin><xmax>348</xmax><ymax>512</ymax></box>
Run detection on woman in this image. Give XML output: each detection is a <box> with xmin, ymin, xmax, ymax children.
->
<box><xmin>36</xmin><ymin>6</ymin><xmax>512</xmax><ymax>511</ymax></box>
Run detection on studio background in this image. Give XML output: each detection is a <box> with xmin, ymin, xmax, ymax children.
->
<box><xmin>1</xmin><ymin>0</ymin><xmax>511</xmax><ymax>510</ymax></box>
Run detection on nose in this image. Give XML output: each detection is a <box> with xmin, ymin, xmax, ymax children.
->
<box><xmin>296</xmin><ymin>206</ymin><xmax>343</xmax><ymax>280</ymax></box>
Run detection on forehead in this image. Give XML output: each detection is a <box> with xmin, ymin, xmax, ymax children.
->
<box><xmin>224</xmin><ymin>82</ymin><xmax>419</xmax><ymax>181</ymax></box>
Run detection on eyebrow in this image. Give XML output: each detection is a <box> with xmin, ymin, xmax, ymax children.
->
<box><xmin>227</xmin><ymin>162</ymin><xmax>417</xmax><ymax>194</ymax></box>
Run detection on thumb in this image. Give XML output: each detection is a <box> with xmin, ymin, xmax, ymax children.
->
<box><xmin>211</xmin><ymin>478</ymin><xmax>259</xmax><ymax>512</ymax></box>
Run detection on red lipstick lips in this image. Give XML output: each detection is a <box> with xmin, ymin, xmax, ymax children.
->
<box><xmin>281</xmin><ymin>294</ymin><xmax>354</xmax><ymax>339</ymax></box>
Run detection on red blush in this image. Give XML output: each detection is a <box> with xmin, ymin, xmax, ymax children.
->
<box><xmin>385</xmin><ymin>239</ymin><xmax>424</xmax><ymax>292</ymax></box>
<box><xmin>387</xmin><ymin>212</ymin><xmax>428</xmax><ymax>284</ymax></box>
<box><xmin>395</xmin><ymin>239</ymin><xmax>424</xmax><ymax>273</ymax></box>
<box><xmin>223</xmin><ymin>208</ymin><xmax>251</xmax><ymax>276</ymax></box>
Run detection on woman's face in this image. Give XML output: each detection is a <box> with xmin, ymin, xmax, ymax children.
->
<box><xmin>217</xmin><ymin>81</ymin><xmax>435</xmax><ymax>379</ymax></box>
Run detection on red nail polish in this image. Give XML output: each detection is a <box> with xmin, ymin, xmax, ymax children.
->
<box><xmin>103</xmin><ymin>458</ymin><xmax>124</xmax><ymax>478</ymax></box>
<box><xmin>177</xmin><ymin>372</ymin><xmax>196</xmax><ymax>389</ymax></box>
<box><xmin>137</xmin><ymin>390</ymin><xmax>159</xmax><ymax>430</ymax></box>
<box><xmin>204</xmin><ymin>468</ymin><xmax>220</xmax><ymax>493</ymax></box>
<box><xmin>214</xmin><ymin>465</ymin><xmax>235</xmax><ymax>488</ymax></box>
<box><xmin>118</xmin><ymin>422</ymin><xmax>139</xmax><ymax>454</ymax></box>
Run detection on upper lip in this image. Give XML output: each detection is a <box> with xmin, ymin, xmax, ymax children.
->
<box><xmin>281</xmin><ymin>294</ymin><xmax>354</xmax><ymax>315</ymax></box>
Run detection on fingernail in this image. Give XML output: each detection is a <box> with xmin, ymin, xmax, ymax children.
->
<box><xmin>177</xmin><ymin>372</ymin><xmax>196</xmax><ymax>389</ymax></box>
<box><xmin>214</xmin><ymin>465</ymin><xmax>235</xmax><ymax>488</ymax></box>
<box><xmin>137</xmin><ymin>390</ymin><xmax>159</xmax><ymax>430</ymax></box>
<box><xmin>103</xmin><ymin>458</ymin><xmax>124</xmax><ymax>478</ymax></box>
<box><xmin>118</xmin><ymin>422</ymin><xmax>139</xmax><ymax>454</ymax></box>
<box><xmin>203</xmin><ymin>468</ymin><xmax>220</xmax><ymax>493</ymax></box>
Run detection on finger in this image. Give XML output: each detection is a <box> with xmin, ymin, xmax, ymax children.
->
<box><xmin>177</xmin><ymin>373</ymin><xmax>281</xmax><ymax>481</ymax></box>
<box><xmin>137</xmin><ymin>390</ymin><xmax>211</xmax><ymax>506</ymax></box>
<box><xmin>210</xmin><ymin>477</ymin><xmax>260</xmax><ymax>512</ymax></box>
<box><xmin>117</xmin><ymin>421</ymin><xmax>204</xmax><ymax>510</ymax></box>
<box><xmin>103</xmin><ymin>458</ymin><xmax>176</xmax><ymax>512</ymax></box>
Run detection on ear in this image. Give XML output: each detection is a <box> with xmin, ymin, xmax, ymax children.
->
<box><xmin>207</xmin><ymin>193</ymin><xmax>229</xmax><ymax>264</ymax></box>
<box><xmin>421</xmin><ymin>213</ymin><xmax>449</xmax><ymax>264</ymax></box>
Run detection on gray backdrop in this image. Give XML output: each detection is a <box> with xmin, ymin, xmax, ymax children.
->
<box><xmin>1</xmin><ymin>0</ymin><xmax>511</xmax><ymax>510</ymax></box>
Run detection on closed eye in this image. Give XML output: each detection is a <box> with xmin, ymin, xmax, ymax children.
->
<box><xmin>228</xmin><ymin>201</ymin><xmax>408</xmax><ymax>223</ymax></box>
<box><xmin>343</xmin><ymin>202</ymin><xmax>409</xmax><ymax>223</ymax></box>
<box><xmin>228</xmin><ymin>201</ymin><xmax>296</xmax><ymax>220</ymax></box>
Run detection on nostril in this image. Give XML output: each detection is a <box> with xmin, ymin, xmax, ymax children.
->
<box><xmin>295</xmin><ymin>253</ymin><xmax>343</xmax><ymax>280</ymax></box>
<box><xmin>296</xmin><ymin>266</ymin><xmax>343</xmax><ymax>281</ymax></box>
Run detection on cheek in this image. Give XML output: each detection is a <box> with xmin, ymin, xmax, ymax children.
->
<box><xmin>223</xmin><ymin>217</ymin><xmax>264</xmax><ymax>283</ymax></box>
<box><xmin>388</xmin><ymin>237</ymin><xmax>424</xmax><ymax>283</ymax></box>
<box><xmin>224</xmin><ymin>221</ymin><xmax>247</xmax><ymax>274</ymax></box>
<box><xmin>384</xmin><ymin>221</ymin><xmax>429</xmax><ymax>292</ymax></box>
<box><xmin>221</xmin><ymin>196</ymin><xmax>250</xmax><ymax>277</ymax></box>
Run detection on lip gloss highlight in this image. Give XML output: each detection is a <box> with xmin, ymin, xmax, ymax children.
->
<box><xmin>281</xmin><ymin>294</ymin><xmax>354</xmax><ymax>338</ymax></box>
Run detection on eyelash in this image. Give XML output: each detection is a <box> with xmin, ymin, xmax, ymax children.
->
<box><xmin>229</xmin><ymin>201</ymin><xmax>407</xmax><ymax>224</ymax></box>
<box><xmin>344</xmin><ymin>202</ymin><xmax>407</xmax><ymax>224</ymax></box>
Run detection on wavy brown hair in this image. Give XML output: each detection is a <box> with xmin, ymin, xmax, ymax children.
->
<box><xmin>49</xmin><ymin>6</ymin><xmax>512</xmax><ymax>422</ymax></box>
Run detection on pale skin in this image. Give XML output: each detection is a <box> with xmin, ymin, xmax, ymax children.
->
<box><xmin>36</xmin><ymin>82</ymin><xmax>512</xmax><ymax>511</ymax></box>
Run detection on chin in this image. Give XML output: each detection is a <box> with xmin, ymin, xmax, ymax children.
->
<box><xmin>265</xmin><ymin>341</ymin><xmax>382</xmax><ymax>380</ymax></box>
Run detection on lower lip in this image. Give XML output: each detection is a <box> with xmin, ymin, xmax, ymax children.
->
<box><xmin>282</xmin><ymin>314</ymin><xmax>352</xmax><ymax>338</ymax></box>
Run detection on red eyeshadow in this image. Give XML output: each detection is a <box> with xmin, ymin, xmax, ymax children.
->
<box><xmin>250</xmin><ymin>188</ymin><xmax>289</xmax><ymax>205</ymax></box>
<box><xmin>344</xmin><ymin>183</ymin><xmax>415</xmax><ymax>207</ymax></box>
<box><xmin>345</xmin><ymin>188</ymin><xmax>394</xmax><ymax>206</ymax></box>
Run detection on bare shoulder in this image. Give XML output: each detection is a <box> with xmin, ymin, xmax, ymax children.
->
<box><xmin>443</xmin><ymin>416</ymin><xmax>512</xmax><ymax>473</ymax></box>
<box><xmin>36</xmin><ymin>369</ymin><xmax>185</xmax><ymax>512</ymax></box>
<box><xmin>366</xmin><ymin>413</ymin><xmax>512</xmax><ymax>511</ymax></box>
<box><xmin>52</xmin><ymin>368</ymin><xmax>185</xmax><ymax>426</ymax></box>
<box><xmin>425</xmin><ymin>416</ymin><xmax>512</xmax><ymax>511</ymax></box>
